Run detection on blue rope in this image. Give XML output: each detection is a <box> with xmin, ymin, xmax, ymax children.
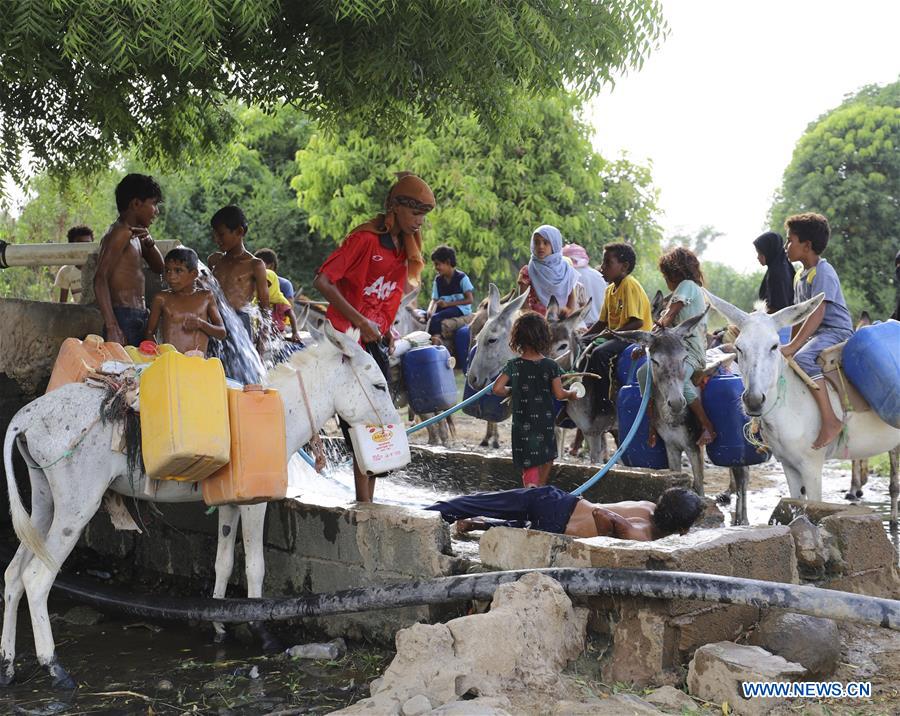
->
<box><xmin>570</xmin><ymin>353</ymin><xmax>653</xmax><ymax>497</ymax></box>
<box><xmin>405</xmin><ymin>380</ymin><xmax>497</xmax><ymax>435</ymax></box>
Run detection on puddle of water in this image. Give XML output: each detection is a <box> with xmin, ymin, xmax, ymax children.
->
<box><xmin>0</xmin><ymin>593</ymin><xmax>388</xmax><ymax>715</ymax></box>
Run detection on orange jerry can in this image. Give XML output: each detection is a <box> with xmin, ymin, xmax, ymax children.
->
<box><xmin>46</xmin><ymin>335</ymin><xmax>132</xmax><ymax>393</ymax></box>
<box><xmin>201</xmin><ymin>385</ymin><xmax>288</xmax><ymax>506</ymax></box>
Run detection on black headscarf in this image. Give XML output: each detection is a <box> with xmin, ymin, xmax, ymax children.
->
<box><xmin>892</xmin><ymin>248</ymin><xmax>900</xmax><ymax>321</ymax></box>
<box><xmin>753</xmin><ymin>231</ymin><xmax>795</xmax><ymax>313</ymax></box>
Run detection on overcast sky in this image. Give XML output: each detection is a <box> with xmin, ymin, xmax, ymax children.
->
<box><xmin>585</xmin><ymin>0</ymin><xmax>899</xmax><ymax>273</ymax></box>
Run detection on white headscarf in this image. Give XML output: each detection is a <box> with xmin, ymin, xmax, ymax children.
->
<box><xmin>527</xmin><ymin>225</ymin><xmax>578</xmax><ymax>309</ymax></box>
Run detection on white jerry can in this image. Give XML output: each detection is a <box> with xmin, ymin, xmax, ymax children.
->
<box><xmin>348</xmin><ymin>423</ymin><xmax>411</xmax><ymax>475</ymax></box>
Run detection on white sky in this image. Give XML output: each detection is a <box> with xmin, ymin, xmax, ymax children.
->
<box><xmin>585</xmin><ymin>0</ymin><xmax>900</xmax><ymax>273</ymax></box>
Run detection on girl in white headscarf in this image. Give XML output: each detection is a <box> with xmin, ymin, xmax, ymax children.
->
<box><xmin>518</xmin><ymin>225</ymin><xmax>579</xmax><ymax>316</ymax></box>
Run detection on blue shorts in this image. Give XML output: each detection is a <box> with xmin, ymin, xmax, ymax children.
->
<box><xmin>107</xmin><ymin>306</ymin><xmax>149</xmax><ymax>347</ymax></box>
<box><xmin>794</xmin><ymin>327</ymin><xmax>852</xmax><ymax>381</ymax></box>
<box><xmin>425</xmin><ymin>485</ymin><xmax>580</xmax><ymax>535</ymax></box>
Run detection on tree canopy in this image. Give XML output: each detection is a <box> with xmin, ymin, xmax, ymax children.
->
<box><xmin>0</xmin><ymin>0</ymin><xmax>665</xmax><ymax>185</ymax></box>
<box><xmin>769</xmin><ymin>79</ymin><xmax>900</xmax><ymax>318</ymax></box>
<box><xmin>292</xmin><ymin>93</ymin><xmax>663</xmax><ymax>295</ymax></box>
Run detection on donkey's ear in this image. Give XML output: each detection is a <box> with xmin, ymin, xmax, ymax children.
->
<box><xmin>564</xmin><ymin>298</ymin><xmax>592</xmax><ymax>326</ymax></box>
<box><xmin>673</xmin><ymin>306</ymin><xmax>709</xmax><ymax>339</ymax></box>
<box><xmin>704</xmin><ymin>289</ymin><xmax>749</xmax><ymax>329</ymax></box>
<box><xmin>546</xmin><ymin>296</ymin><xmax>560</xmax><ymax>322</ymax></box>
<box><xmin>323</xmin><ymin>321</ymin><xmax>358</xmax><ymax>357</ymax></box>
<box><xmin>772</xmin><ymin>293</ymin><xmax>824</xmax><ymax>330</ymax></box>
<box><xmin>306</xmin><ymin>313</ymin><xmax>325</xmax><ymax>344</ymax></box>
<box><xmin>399</xmin><ymin>287</ymin><xmax>420</xmax><ymax>309</ymax></box>
<box><xmin>502</xmin><ymin>287</ymin><xmax>530</xmax><ymax>317</ymax></box>
<box><xmin>610</xmin><ymin>329</ymin><xmax>654</xmax><ymax>347</ymax></box>
<box><xmin>487</xmin><ymin>283</ymin><xmax>501</xmax><ymax>319</ymax></box>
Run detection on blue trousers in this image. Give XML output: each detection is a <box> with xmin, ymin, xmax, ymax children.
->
<box><xmin>794</xmin><ymin>327</ymin><xmax>852</xmax><ymax>381</ymax></box>
<box><xmin>428</xmin><ymin>306</ymin><xmax>464</xmax><ymax>336</ymax></box>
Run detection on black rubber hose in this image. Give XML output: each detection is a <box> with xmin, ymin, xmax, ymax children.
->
<box><xmin>47</xmin><ymin>567</ymin><xmax>900</xmax><ymax>630</ymax></box>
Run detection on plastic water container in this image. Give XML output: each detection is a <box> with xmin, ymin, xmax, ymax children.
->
<box><xmin>140</xmin><ymin>351</ymin><xmax>230</xmax><ymax>481</ymax></box>
<box><xmin>125</xmin><ymin>341</ymin><xmax>178</xmax><ymax>364</ymax></box>
<box><xmin>402</xmin><ymin>345</ymin><xmax>458</xmax><ymax>414</ymax></box>
<box><xmin>777</xmin><ymin>326</ymin><xmax>792</xmax><ymax>345</ymax></box>
<box><xmin>616</xmin><ymin>382</ymin><xmax>668</xmax><ymax>469</ymax></box>
<box><xmin>201</xmin><ymin>385</ymin><xmax>288</xmax><ymax>506</ymax></box>
<box><xmin>46</xmin><ymin>335</ymin><xmax>132</xmax><ymax>393</ymax></box>
<box><xmin>454</xmin><ymin>324</ymin><xmax>471</xmax><ymax>373</ymax></box>
<box><xmin>615</xmin><ymin>344</ymin><xmax>647</xmax><ymax>386</ymax></box>
<box><xmin>348</xmin><ymin>423</ymin><xmax>411</xmax><ymax>475</ymax></box>
<box><xmin>462</xmin><ymin>347</ymin><xmax>511</xmax><ymax>422</ymax></box>
<box><xmin>702</xmin><ymin>371</ymin><xmax>770</xmax><ymax>466</ymax></box>
<box><xmin>842</xmin><ymin>320</ymin><xmax>900</xmax><ymax>428</ymax></box>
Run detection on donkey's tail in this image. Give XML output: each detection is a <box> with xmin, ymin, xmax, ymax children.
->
<box><xmin>3</xmin><ymin>419</ymin><xmax>56</xmax><ymax>570</ymax></box>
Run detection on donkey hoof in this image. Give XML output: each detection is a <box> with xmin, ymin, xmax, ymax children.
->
<box><xmin>856</xmin><ymin>489</ymin><xmax>864</xmax><ymax>498</ymax></box>
<box><xmin>715</xmin><ymin>492</ymin><xmax>732</xmax><ymax>506</ymax></box>
<box><xmin>47</xmin><ymin>659</ymin><xmax>76</xmax><ymax>690</ymax></box>
<box><xmin>0</xmin><ymin>660</ymin><xmax>15</xmax><ymax>688</ymax></box>
<box><xmin>844</xmin><ymin>491</ymin><xmax>859</xmax><ymax>502</ymax></box>
<box><xmin>491</xmin><ymin>441</ymin><xmax>500</xmax><ymax>449</ymax></box>
<box><xmin>479</xmin><ymin>439</ymin><xmax>489</xmax><ymax>447</ymax></box>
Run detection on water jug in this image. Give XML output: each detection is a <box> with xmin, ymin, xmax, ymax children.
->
<box><xmin>454</xmin><ymin>324</ymin><xmax>471</xmax><ymax>373</ymax></box>
<box><xmin>140</xmin><ymin>351</ymin><xmax>230</xmax><ymax>481</ymax></box>
<box><xmin>348</xmin><ymin>422</ymin><xmax>411</xmax><ymax>475</ymax></box>
<box><xmin>702</xmin><ymin>371</ymin><xmax>770</xmax><ymax>466</ymax></box>
<box><xmin>124</xmin><ymin>341</ymin><xmax>177</xmax><ymax>365</ymax></box>
<box><xmin>615</xmin><ymin>344</ymin><xmax>647</xmax><ymax>386</ymax></box>
<box><xmin>616</xmin><ymin>382</ymin><xmax>668</xmax><ymax>469</ymax></box>
<box><xmin>842</xmin><ymin>320</ymin><xmax>900</xmax><ymax>428</ymax></box>
<box><xmin>402</xmin><ymin>345</ymin><xmax>458</xmax><ymax>414</ymax></box>
<box><xmin>202</xmin><ymin>385</ymin><xmax>288</xmax><ymax>506</ymax></box>
<box><xmin>46</xmin><ymin>335</ymin><xmax>132</xmax><ymax>393</ymax></box>
<box><xmin>462</xmin><ymin>347</ymin><xmax>511</xmax><ymax>422</ymax></box>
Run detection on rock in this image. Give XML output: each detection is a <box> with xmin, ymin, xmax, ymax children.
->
<box><xmin>819</xmin><ymin>513</ymin><xmax>900</xmax><ymax>598</ymax></box>
<box><xmin>788</xmin><ymin>515</ymin><xmax>827</xmax><ymax>573</ymax></box>
<box><xmin>551</xmin><ymin>695</ymin><xmax>662</xmax><ymax>715</ymax></box>
<box><xmin>769</xmin><ymin>498</ymin><xmax>872</xmax><ymax>526</ymax></box>
<box><xmin>334</xmin><ymin>573</ymin><xmax>587</xmax><ymax>714</ymax></box>
<box><xmin>248</xmin><ymin>665</ymin><xmax>259</xmax><ymax>679</ymax></box>
<box><xmin>60</xmin><ymin>606</ymin><xmax>103</xmax><ymax>626</ymax></box>
<box><xmin>687</xmin><ymin>642</ymin><xmax>806</xmax><ymax>716</ymax></box>
<box><xmin>428</xmin><ymin>697</ymin><xmax>512</xmax><ymax>715</ymax></box>
<box><xmin>400</xmin><ymin>694</ymin><xmax>432</xmax><ymax>716</ymax></box>
<box><xmin>644</xmin><ymin>685</ymin><xmax>698</xmax><ymax>712</ymax></box>
<box><xmin>749</xmin><ymin>611</ymin><xmax>840</xmax><ymax>676</ymax></box>
<box><xmin>156</xmin><ymin>679</ymin><xmax>174</xmax><ymax>691</ymax></box>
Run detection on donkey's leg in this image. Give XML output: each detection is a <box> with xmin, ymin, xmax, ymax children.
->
<box><xmin>211</xmin><ymin>505</ymin><xmax>241</xmax><ymax>642</ymax></box>
<box><xmin>685</xmin><ymin>445</ymin><xmax>705</xmax><ymax>497</ymax></box>
<box><xmin>2</xmin><ymin>466</ymin><xmax>54</xmax><ymax>686</ymax></box>
<box><xmin>848</xmin><ymin>460</ymin><xmax>863</xmax><ymax>501</ymax></box>
<box><xmin>889</xmin><ymin>446</ymin><xmax>899</xmax><ymax>531</ymax></box>
<box><xmin>490</xmin><ymin>422</ymin><xmax>500</xmax><ymax>449</ymax></box>
<box><xmin>731</xmin><ymin>466</ymin><xmax>749</xmax><ymax>526</ymax></box>
<box><xmin>480</xmin><ymin>422</ymin><xmax>491</xmax><ymax>448</ymax></box>
<box><xmin>240</xmin><ymin>503</ymin><xmax>279</xmax><ymax>652</ymax></box>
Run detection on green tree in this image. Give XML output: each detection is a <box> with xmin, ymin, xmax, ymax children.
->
<box><xmin>703</xmin><ymin>262</ymin><xmax>764</xmax><ymax>317</ymax></box>
<box><xmin>0</xmin><ymin>0</ymin><xmax>665</xmax><ymax>184</ymax></box>
<box><xmin>293</xmin><ymin>94</ymin><xmax>663</xmax><ymax>300</ymax></box>
<box><xmin>664</xmin><ymin>225</ymin><xmax>723</xmax><ymax>258</ymax></box>
<box><xmin>769</xmin><ymin>79</ymin><xmax>900</xmax><ymax>318</ymax></box>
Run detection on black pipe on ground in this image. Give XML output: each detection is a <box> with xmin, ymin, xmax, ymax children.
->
<box><xmin>47</xmin><ymin>567</ymin><xmax>900</xmax><ymax>631</ymax></box>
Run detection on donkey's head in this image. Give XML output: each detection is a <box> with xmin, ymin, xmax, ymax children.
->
<box><xmin>547</xmin><ymin>297</ymin><xmax>592</xmax><ymax>370</ymax></box>
<box><xmin>300</xmin><ymin>321</ymin><xmax>401</xmax><ymax>427</ymax></box>
<box><xmin>466</xmin><ymin>284</ymin><xmax>530</xmax><ymax>389</ymax></box>
<box><xmin>392</xmin><ymin>287</ymin><xmax>425</xmax><ymax>338</ymax></box>
<box><xmin>704</xmin><ymin>290</ymin><xmax>824</xmax><ymax>415</ymax></box>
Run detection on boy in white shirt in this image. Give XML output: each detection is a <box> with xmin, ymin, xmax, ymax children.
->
<box><xmin>54</xmin><ymin>226</ymin><xmax>94</xmax><ymax>302</ymax></box>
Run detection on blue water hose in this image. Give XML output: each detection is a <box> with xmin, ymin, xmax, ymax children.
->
<box><xmin>569</xmin><ymin>353</ymin><xmax>652</xmax><ymax>497</ymax></box>
<box><xmin>405</xmin><ymin>380</ymin><xmax>498</xmax><ymax>435</ymax></box>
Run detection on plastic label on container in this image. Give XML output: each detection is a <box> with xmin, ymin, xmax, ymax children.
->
<box><xmin>348</xmin><ymin>423</ymin><xmax>411</xmax><ymax>475</ymax></box>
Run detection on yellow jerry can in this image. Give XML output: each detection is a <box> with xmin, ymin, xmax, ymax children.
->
<box><xmin>202</xmin><ymin>385</ymin><xmax>288</xmax><ymax>506</ymax></box>
<box><xmin>140</xmin><ymin>351</ymin><xmax>230</xmax><ymax>481</ymax></box>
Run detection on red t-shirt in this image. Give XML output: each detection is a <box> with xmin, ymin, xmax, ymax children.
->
<box><xmin>317</xmin><ymin>230</ymin><xmax>408</xmax><ymax>336</ymax></box>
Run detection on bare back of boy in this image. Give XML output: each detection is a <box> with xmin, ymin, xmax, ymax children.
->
<box><xmin>151</xmin><ymin>289</ymin><xmax>220</xmax><ymax>354</ymax></box>
<box><xmin>208</xmin><ymin>251</ymin><xmax>267</xmax><ymax>312</ymax></box>
<box><xmin>564</xmin><ymin>498</ymin><xmax>658</xmax><ymax>540</ymax></box>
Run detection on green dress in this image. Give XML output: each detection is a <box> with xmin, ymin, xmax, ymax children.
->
<box><xmin>502</xmin><ymin>357</ymin><xmax>563</xmax><ymax>468</ymax></box>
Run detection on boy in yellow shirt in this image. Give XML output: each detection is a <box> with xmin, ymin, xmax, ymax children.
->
<box><xmin>583</xmin><ymin>242</ymin><xmax>653</xmax><ymax>413</ymax></box>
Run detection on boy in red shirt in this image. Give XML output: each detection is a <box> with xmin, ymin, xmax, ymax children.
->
<box><xmin>314</xmin><ymin>173</ymin><xmax>436</xmax><ymax>502</ymax></box>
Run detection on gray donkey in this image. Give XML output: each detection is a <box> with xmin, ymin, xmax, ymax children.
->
<box><xmin>613</xmin><ymin>311</ymin><xmax>736</xmax><ymax>501</ymax></box>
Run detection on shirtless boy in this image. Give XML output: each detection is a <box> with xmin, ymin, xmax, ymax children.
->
<box><xmin>93</xmin><ymin>174</ymin><xmax>165</xmax><ymax>346</ymax></box>
<box><xmin>145</xmin><ymin>248</ymin><xmax>226</xmax><ymax>355</ymax></box>
<box><xmin>426</xmin><ymin>485</ymin><xmax>704</xmax><ymax>541</ymax></box>
<box><xmin>207</xmin><ymin>205</ymin><xmax>269</xmax><ymax>342</ymax></box>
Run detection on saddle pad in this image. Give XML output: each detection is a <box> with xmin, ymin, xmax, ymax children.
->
<box><xmin>816</xmin><ymin>341</ymin><xmax>870</xmax><ymax>414</ymax></box>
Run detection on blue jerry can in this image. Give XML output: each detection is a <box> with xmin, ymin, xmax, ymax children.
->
<box><xmin>615</xmin><ymin>344</ymin><xmax>647</xmax><ymax>386</ymax></box>
<box><xmin>702</xmin><ymin>371</ymin><xmax>770</xmax><ymax>466</ymax></box>
<box><xmin>842</xmin><ymin>320</ymin><xmax>900</xmax><ymax>429</ymax></box>
<box><xmin>616</xmin><ymin>382</ymin><xmax>668</xmax><ymax>469</ymax></box>
<box><xmin>454</xmin><ymin>324</ymin><xmax>471</xmax><ymax>374</ymax></box>
<box><xmin>402</xmin><ymin>345</ymin><xmax>458</xmax><ymax>414</ymax></box>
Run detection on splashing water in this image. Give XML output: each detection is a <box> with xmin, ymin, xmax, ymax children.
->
<box><xmin>198</xmin><ymin>269</ymin><xmax>266</xmax><ymax>385</ymax></box>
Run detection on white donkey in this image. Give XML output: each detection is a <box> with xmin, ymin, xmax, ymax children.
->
<box><xmin>1</xmin><ymin>323</ymin><xmax>399</xmax><ymax>689</ymax></box>
<box><xmin>705</xmin><ymin>290</ymin><xmax>900</xmax><ymax>525</ymax></box>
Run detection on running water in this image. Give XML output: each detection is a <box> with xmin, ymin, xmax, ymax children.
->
<box><xmin>198</xmin><ymin>268</ymin><xmax>266</xmax><ymax>384</ymax></box>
